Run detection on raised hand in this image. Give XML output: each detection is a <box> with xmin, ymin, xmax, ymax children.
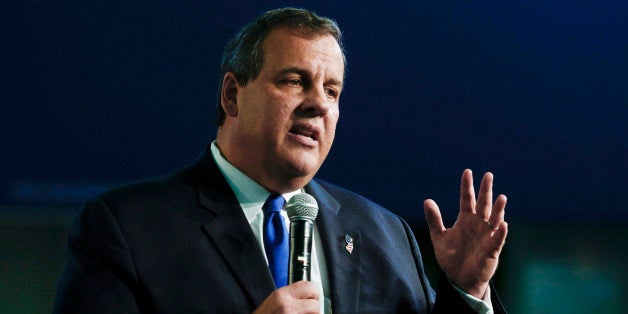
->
<box><xmin>423</xmin><ymin>169</ymin><xmax>508</xmax><ymax>298</ymax></box>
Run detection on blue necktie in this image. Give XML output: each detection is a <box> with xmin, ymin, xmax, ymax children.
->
<box><xmin>263</xmin><ymin>194</ymin><xmax>288</xmax><ymax>288</ymax></box>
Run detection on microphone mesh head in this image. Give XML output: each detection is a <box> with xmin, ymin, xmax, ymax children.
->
<box><xmin>286</xmin><ymin>193</ymin><xmax>319</xmax><ymax>221</ymax></box>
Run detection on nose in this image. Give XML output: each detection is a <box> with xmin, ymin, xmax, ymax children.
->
<box><xmin>297</xmin><ymin>86</ymin><xmax>331</xmax><ymax>117</ymax></box>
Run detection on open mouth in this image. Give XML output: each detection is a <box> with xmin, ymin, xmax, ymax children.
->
<box><xmin>289</xmin><ymin>123</ymin><xmax>320</xmax><ymax>142</ymax></box>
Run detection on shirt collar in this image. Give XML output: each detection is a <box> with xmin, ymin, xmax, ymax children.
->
<box><xmin>209</xmin><ymin>141</ymin><xmax>302</xmax><ymax>222</ymax></box>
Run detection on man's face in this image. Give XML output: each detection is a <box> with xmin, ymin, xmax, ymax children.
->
<box><xmin>224</xmin><ymin>27</ymin><xmax>344</xmax><ymax>192</ymax></box>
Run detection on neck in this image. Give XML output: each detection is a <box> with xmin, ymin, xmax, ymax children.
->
<box><xmin>215</xmin><ymin>132</ymin><xmax>312</xmax><ymax>193</ymax></box>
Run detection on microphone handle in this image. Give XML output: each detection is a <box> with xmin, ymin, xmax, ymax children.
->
<box><xmin>288</xmin><ymin>219</ymin><xmax>314</xmax><ymax>284</ymax></box>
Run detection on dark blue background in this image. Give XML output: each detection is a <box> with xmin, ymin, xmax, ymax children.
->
<box><xmin>4</xmin><ymin>1</ymin><xmax>627</xmax><ymax>223</ymax></box>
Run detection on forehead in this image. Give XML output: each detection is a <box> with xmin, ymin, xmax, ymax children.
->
<box><xmin>260</xmin><ymin>27</ymin><xmax>345</xmax><ymax>80</ymax></box>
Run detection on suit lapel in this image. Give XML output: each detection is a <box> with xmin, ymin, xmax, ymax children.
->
<box><xmin>193</xmin><ymin>150</ymin><xmax>275</xmax><ymax>308</ymax></box>
<box><xmin>190</xmin><ymin>148</ymin><xmax>364</xmax><ymax>311</ymax></box>
<box><xmin>306</xmin><ymin>181</ymin><xmax>361</xmax><ymax>313</ymax></box>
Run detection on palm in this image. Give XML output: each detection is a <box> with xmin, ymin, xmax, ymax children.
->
<box><xmin>424</xmin><ymin>170</ymin><xmax>508</xmax><ymax>298</ymax></box>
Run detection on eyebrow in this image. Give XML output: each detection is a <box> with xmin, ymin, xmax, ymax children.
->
<box><xmin>277</xmin><ymin>67</ymin><xmax>344</xmax><ymax>88</ymax></box>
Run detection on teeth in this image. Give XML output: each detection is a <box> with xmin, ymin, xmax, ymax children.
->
<box><xmin>292</xmin><ymin>129</ymin><xmax>309</xmax><ymax>137</ymax></box>
<box><xmin>291</xmin><ymin>125</ymin><xmax>317</xmax><ymax>141</ymax></box>
<box><xmin>298</xmin><ymin>132</ymin><xmax>313</xmax><ymax>139</ymax></box>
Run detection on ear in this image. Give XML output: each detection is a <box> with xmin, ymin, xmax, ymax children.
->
<box><xmin>221</xmin><ymin>72</ymin><xmax>240</xmax><ymax>118</ymax></box>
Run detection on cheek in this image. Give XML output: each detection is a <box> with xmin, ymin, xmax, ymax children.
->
<box><xmin>241</xmin><ymin>96</ymin><xmax>283</xmax><ymax>126</ymax></box>
<box><xmin>259</xmin><ymin>90</ymin><xmax>294</xmax><ymax>116</ymax></box>
<box><xmin>324</xmin><ymin>113</ymin><xmax>339</xmax><ymax>146</ymax></box>
<box><xmin>327</xmin><ymin>110</ymin><xmax>339</xmax><ymax>131</ymax></box>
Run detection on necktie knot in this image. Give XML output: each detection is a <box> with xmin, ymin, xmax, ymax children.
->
<box><xmin>263</xmin><ymin>193</ymin><xmax>286</xmax><ymax>215</ymax></box>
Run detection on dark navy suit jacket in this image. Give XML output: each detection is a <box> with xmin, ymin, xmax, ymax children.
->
<box><xmin>54</xmin><ymin>148</ymin><xmax>506</xmax><ymax>313</ymax></box>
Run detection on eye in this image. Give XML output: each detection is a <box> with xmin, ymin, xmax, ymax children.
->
<box><xmin>283</xmin><ymin>78</ymin><xmax>302</xmax><ymax>86</ymax></box>
<box><xmin>325</xmin><ymin>86</ymin><xmax>339</xmax><ymax>99</ymax></box>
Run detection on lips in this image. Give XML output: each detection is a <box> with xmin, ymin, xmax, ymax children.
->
<box><xmin>289</xmin><ymin>123</ymin><xmax>320</xmax><ymax>143</ymax></box>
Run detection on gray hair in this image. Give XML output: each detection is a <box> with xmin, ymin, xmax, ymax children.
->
<box><xmin>215</xmin><ymin>7</ymin><xmax>345</xmax><ymax>126</ymax></box>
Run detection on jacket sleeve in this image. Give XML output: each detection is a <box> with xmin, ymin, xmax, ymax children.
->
<box><xmin>53</xmin><ymin>198</ymin><xmax>141</xmax><ymax>314</ymax></box>
<box><xmin>433</xmin><ymin>276</ymin><xmax>507</xmax><ymax>313</ymax></box>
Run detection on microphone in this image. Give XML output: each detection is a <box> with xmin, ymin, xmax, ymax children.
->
<box><xmin>286</xmin><ymin>193</ymin><xmax>319</xmax><ymax>284</ymax></box>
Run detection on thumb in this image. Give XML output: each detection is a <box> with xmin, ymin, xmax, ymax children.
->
<box><xmin>424</xmin><ymin>199</ymin><xmax>445</xmax><ymax>237</ymax></box>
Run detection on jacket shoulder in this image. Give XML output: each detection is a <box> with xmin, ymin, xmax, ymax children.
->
<box><xmin>98</xmin><ymin>167</ymin><xmax>192</xmax><ymax>204</ymax></box>
<box><xmin>312</xmin><ymin>178</ymin><xmax>404</xmax><ymax>223</ymax></box>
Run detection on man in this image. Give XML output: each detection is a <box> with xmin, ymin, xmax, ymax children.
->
<box><xmin>54</xmin><ymin>7</ymin><xmax>508</xmax><ymax>313</ymax></box>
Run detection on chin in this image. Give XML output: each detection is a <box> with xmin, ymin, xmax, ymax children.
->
<box><xmin>282</xmin><ymin>155</ymin><xmax>321</xmax><ymax>179</ymax></box>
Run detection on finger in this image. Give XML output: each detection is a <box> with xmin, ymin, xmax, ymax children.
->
<box><xmin>287</xmin><ymin>282</ymin><xmax>321</xmax><ymax>314</ymax></box>
<box><xmin>476</xmin><ymin>172</ymin><xmax>493</xmax><ymax>220</ymax></box>
<box><xmin>459</xmin><ymin>169</ymin><xmax>476</xmax><ymax>213</ymax></box>
<box><xmin>255</xmin><ymin>282</ymin><xmax>321</xmax><ymax>314</ymax></box>
<box><xmin>489</xmin><ymin>221</ymin><xmax>508</xmax><ymax>254</ymax></box>
<box><xmin>299</xmin><ymin>299</ymin><xmax>322</xmax><ymax>314</ymax></box>
<box><xmin>424</xmin><ymin>199</ymin><xmax>446</xmax><ymax>237</ymax></box>
<box><xmin>284</xmin><ymin>281</ymin><xmax>321</xmax><ymax>300</ymax></box>
<box><xmin>489</xmin><ymin>194</ymin><xmax>507</xmax><ymax>228</ymax></box>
